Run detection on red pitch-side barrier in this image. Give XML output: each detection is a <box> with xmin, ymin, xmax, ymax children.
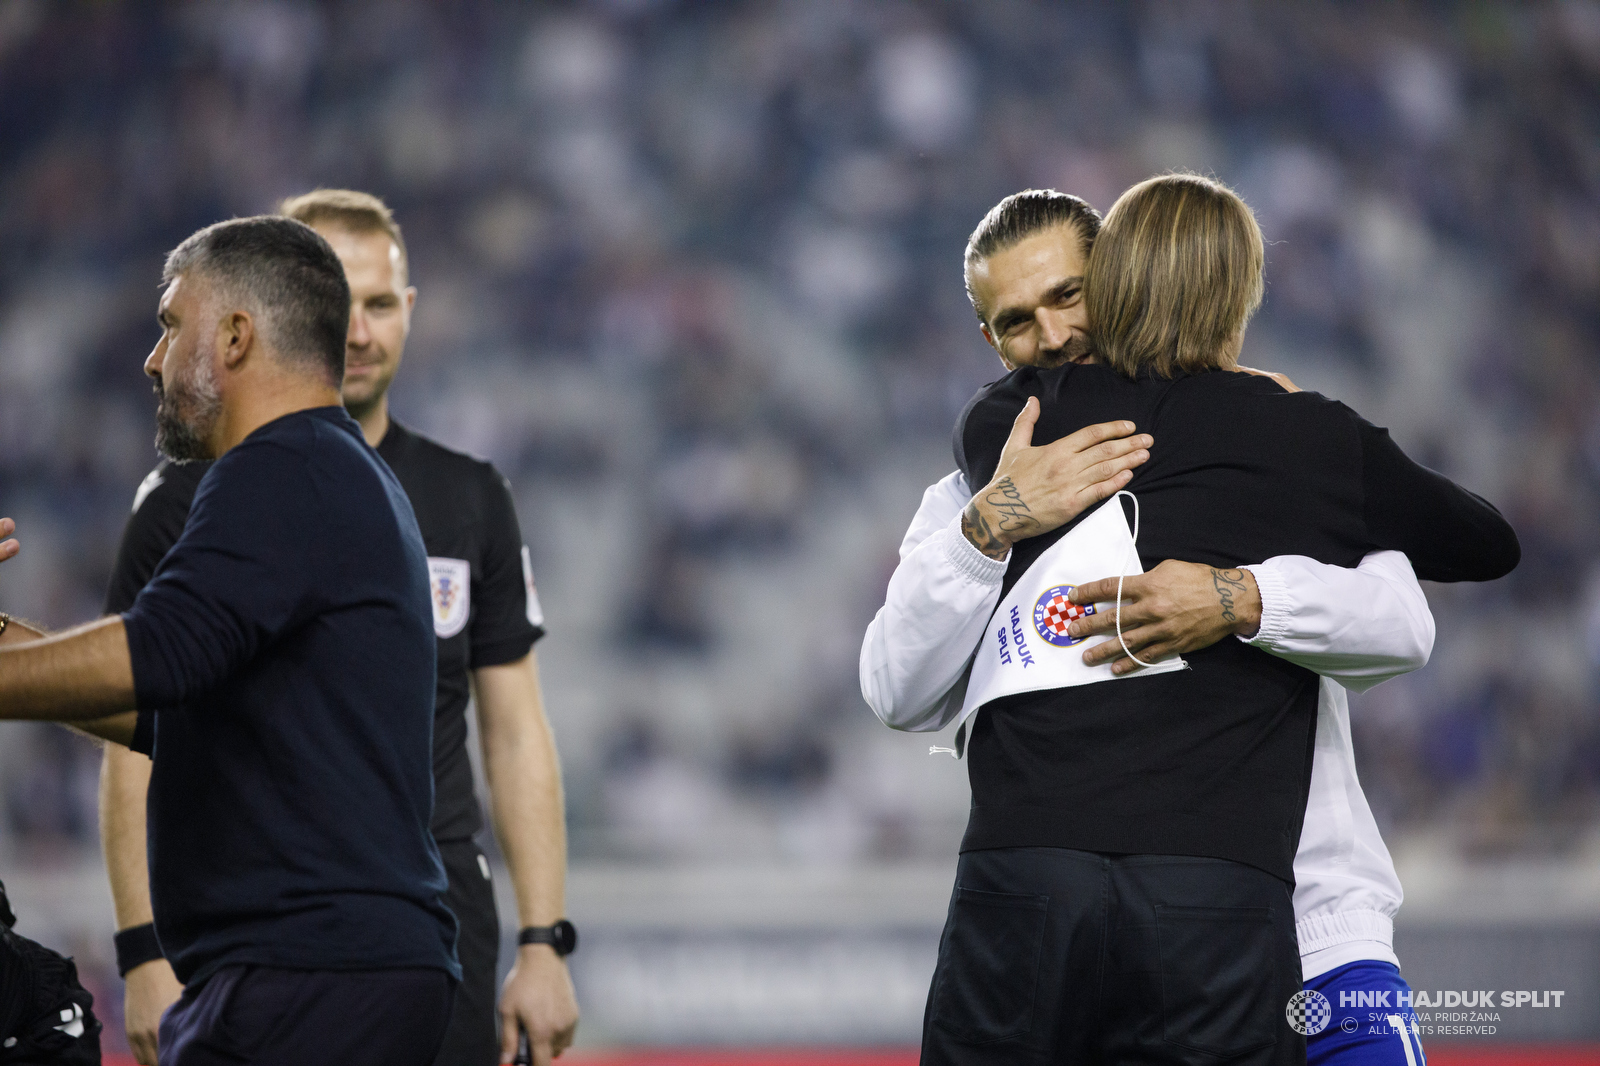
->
<box><xmin>100</xmin><ymin>1049</ymin><xmax>921</xmax><ymax>1056</ymax></box>
<box><xmin>562</xmin><ymin>1055</ymin><xmax>917</xmax><ymax>1066</ymax></box>
<box><xmin>1419</xmin><ymin>1047</ymin><xmax>1600</xmax><ymax>1066</ymax></box>
<box><xmin>554</xmin><ymin>1050</ymin><xmax>1600</xmax><ymax>1066</ymax></box>
<box><xmin>101</xmin><ymin>1046</ymin><xmax>1600</xmax><ymax>1066</ymax></box>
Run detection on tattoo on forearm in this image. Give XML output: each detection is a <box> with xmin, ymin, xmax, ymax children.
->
<box><xmin>962</xmin><ymin>477</ymin><xmax>1040</xmax><ymax>560</ymax></box>
<box><xmin>961</xmin><ymin>501</ymin><xmax>1010</xmax><ymax>560</ymax></box>
<box><xmin>1210</xmin><ymin>568</ymin><xmax>1248</xmax><ymax>625</ymax></box>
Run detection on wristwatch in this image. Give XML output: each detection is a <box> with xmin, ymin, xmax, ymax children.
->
<box><xmin>517</xmin><ymin>919</ymin><xmax>578</xmax><ymax>957</ymax></box>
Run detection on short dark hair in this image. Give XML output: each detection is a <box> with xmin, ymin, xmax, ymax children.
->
<box><xmin>163</xmin><ymin>216</ymin><xmax>350</xmax><ymax>385</ymax></box>
<box><xmin>963</xmin><ymin>189</ymin><xmax>1103</xmax><ymax>325</ymax></box>
<box><xmin>279</xmin><ymin>188</ymin><xmax>409</xmax><ymax>285</ymax></box>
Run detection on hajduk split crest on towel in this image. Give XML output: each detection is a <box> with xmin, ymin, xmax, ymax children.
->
<box><xmin>953</xmin><ymin>491</ymin><xmax>1188</xmax><ymax>737</ymax></box>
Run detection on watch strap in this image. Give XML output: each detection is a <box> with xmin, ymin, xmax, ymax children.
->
<box><xmin>516</xmin><ymin>919</ymin><xmax>577</xmax><ymax>957</ymax></box>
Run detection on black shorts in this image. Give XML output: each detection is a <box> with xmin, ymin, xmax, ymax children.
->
<box><xmin>432</xmin><ymin>838</ymin><xmax>503</xmax><ymax>1066</ymax></box>
<box><xmin>922</xmin><ymin>847</ymin><xmax>1304</xmax><ymax>1066</ymax></box>
<box><xmin>159</xmin><ymin>965</ymin><xmax>453</xmax><ymax>1066</ymax></box>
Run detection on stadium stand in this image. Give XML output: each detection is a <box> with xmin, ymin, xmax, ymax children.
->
<box><xmin>0</xmin><ymin>0</ymin><xmax>1595</xmax><ymax>1055</ymax></box>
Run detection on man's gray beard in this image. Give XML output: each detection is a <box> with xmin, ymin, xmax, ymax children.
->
<box><xmin>153</xmin><ymin>361</ymin><xmax>221</xmax><ymax>464</ymax></box>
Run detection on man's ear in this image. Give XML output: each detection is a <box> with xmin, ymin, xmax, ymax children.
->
<box><xmin>218</xmin><ymin>311</ymin><xmax>255</xmax><ymax>370</ymax></box>
<box><xmin>980</xmin><ymin>323</ymin><xmax>1017</xmax><ymax>372</ymax></box>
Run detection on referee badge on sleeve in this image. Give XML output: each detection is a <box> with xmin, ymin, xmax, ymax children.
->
<box><xmin>428</xmin><ymin>557</ymin><xmax>471</xmax><ymax>638</ymax></box>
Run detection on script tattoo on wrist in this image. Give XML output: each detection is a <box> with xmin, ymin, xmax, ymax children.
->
<box><xmin>1210</xmin><ymin>567</ymin><xmax>1248</xmax><ymax>626</ymax></box>
<box><xmin>985</xmin><ymin>476</ymin><xmax>1039</xmax><ymax>534</ymax></box>
<box><xmin>962</xmin><ymin>476</ymin><xmax>1040</xmax><ymax>560</ymax></box>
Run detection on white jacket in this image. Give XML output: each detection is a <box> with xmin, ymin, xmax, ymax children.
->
<box><xmin>859</xmin><ymin>471</ymin><xmax>1436</xmax><ymax>979</ymax></box>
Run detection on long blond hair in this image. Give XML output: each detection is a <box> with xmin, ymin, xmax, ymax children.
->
<box><xmin>1085</xmin><ymin>173</ymin><xmax>1264</xmax><ymax>378</ymax></box>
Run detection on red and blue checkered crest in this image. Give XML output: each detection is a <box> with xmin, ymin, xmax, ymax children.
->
<box><xmin>1033</xmin><ymin>585</ymin><xmax>1095</xmax><ymax>647</ymax></box>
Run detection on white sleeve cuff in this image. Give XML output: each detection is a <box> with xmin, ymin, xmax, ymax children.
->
<box><xmin>1240</xmin><ymin>561</ymin><xmax>1291</xmax><ymax>648</ymax></box>
<box><xmin>934</xmin><ymin>512</ymin><xmax>1009</xmax><ymax>585</ymax></box>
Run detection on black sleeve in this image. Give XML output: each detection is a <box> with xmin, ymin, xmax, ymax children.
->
<box><xmin>123</xmin><ymin>442</ymin><xmax>328</xmax><ymax>709</ymax></box>
<box><xmin>1356</xmin><ymin>415</ymin><xmax>1520</xmax><ymax>582</ymax></box>
<box><xmin>953</xmin><ymin>372</ymin><xmax>1032</xmax><ymax>492</ymax></box>
<box><xmin>130</xmin><ymin>710</ymin><xmax>155</xmax><ymax>756</ymax></box>
<box><xmin>104</xmin><ymin>463</ymin><xmax>203</xmax><ymax>614</ymax></box>
<box><xmin>468</xmin><ymin>471</ymin><xmax>544</xmax><ymax>669</ymax></box>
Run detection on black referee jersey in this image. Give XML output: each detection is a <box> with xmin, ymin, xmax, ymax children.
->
<box><xmin>106</xmin><ymin>417</ymin><xmax>546</xmax><ymax>843</ymax></box>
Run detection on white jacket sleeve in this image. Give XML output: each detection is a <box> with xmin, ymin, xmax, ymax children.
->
<box><xmin>862</xmin><ymin>477</ymin><xmax>1435</xmax><ymax>733</ymax></box>
<box><xmin>1241</xmin><ymin>550</ymin><xmax>1435</xmax><ymax>693</ymax></box>
<box><xmin>859</xmin><ymin>471</ymin><xmax>1007</xmax><ymax>732</ymax></box>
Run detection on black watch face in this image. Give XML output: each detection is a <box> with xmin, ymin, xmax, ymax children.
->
<box><xmin>551</xmin><ymin>919</ymin><xmax>578</xmax><ymax>956</ymax></box>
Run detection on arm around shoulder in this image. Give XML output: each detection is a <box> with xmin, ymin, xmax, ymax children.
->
<box><xmin>1356</xmin><ymin>417</ymin><xmax>1520</xmax><ymax>583</ymax></box>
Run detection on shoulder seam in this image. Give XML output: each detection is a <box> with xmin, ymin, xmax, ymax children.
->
<box><xmin>393</xmin><ymin>424</ymin><xmax>499</xmax><ymax>472</ymax></box>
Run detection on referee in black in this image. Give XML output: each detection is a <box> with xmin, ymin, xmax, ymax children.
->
<box><xmin>100</xmin><ymin>191</ymin><xmax>579</xmax><ymax>1066</ymax></box>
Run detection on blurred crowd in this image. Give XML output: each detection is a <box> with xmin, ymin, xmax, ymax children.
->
<box><xmin>1</xmin><ymin>0</ymin><xmax>1597</xmax><ymax>878</ymax></box>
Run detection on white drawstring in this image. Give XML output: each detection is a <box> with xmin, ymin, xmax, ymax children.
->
<box><xmin>928</xmin><ymin>746</ymin><xmax>958</xmax><ymax>758</ymax></box>
<box><xmin>1112</xmin><ymin>490</ymin><xmax>1160</xmax><ymax>668</ymax></box>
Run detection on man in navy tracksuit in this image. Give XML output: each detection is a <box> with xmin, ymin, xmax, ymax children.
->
<box><xmin>0</xmin><ymin>216</ymin><xmax>459</xmax><ymax>1065</ymax></box>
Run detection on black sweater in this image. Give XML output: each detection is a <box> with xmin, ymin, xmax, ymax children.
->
<box><xmin>954</xmin><ymin>365</ymin><xmax>1518</xmax><ymax>882</ymax></box>
<box><xmin>107</xmin><ymin>421</ymin><xmax>544</xmax><ymax>846</ymax></box>
<box><xmin>121</xmin><ymin>407</ymin><xmax>460</xmax><ymax>986</ymax></box>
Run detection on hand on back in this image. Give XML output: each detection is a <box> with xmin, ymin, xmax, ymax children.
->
<box><xmin>1066</xmin><ymin>559</ymin><xmax>1263</xmax><ymax>674</ymax></box>
<box><xmin>961</xmin><ymin>397</ymin><xmax>1152</xmax><ymax>560</ymax></box>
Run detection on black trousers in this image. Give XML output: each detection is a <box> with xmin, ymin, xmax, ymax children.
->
<box><xmin>922</xmin><ymin>848</ymin><xmax>1304</xmax><ymax>1066</ymax></box>
<box><xmin>432</xmin><ymin>839</ymin><xmax>503</xmax><ymax>1066</ymax></box>
<box><xmin>158</xmin><ymin>965</ymin><xmax>453</xmax><ymax>1066</ymax></box>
